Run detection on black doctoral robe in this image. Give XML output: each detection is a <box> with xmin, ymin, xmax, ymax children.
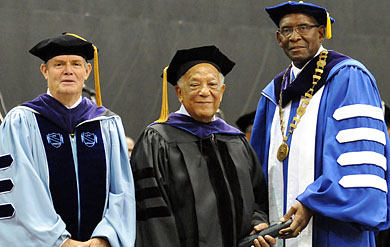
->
<box><xmin>131</xmin><ymin>113</ymin><xmax>268</xmax><ymax>247</ymax></box>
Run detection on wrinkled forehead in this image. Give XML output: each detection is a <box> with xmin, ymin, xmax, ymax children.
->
<box><xmin>46</xmin><ymin>54</ymin><xmax>87</xmax><ymax>64</ymax></box>
<box><xmin>185</xmin><ymin>63</ymin><xmax>220</xmax><ymax>78</ymax></box>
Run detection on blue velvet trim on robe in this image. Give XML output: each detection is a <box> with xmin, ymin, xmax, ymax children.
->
<box><xmin>0</xmin><ymin>155</ymin><xmax>15</xmax><ymax>219</ymax></box>
<box><xmin>35</xmin><ymin>114</ymin><xmax>107</xmax><ymax>241</ymax></box>
<box><xmin>36</xmin><ymin>114</ymin><xmax>79</xmax><ymax>238</ymax></box>
<box><xmin>0</xmin><ymin>179</ymin><xmax>13</xmax><ymax>193</ymax></box>
<box><xmin>0</xmin><ymin>204</ymin><xmax>15</xmax><ymax>219</ymax></box>
<box><xmin>274</xmin><ymin>50</ymin><xmax>350</xmax><ymax>107</ymax></box>
<box><xmin>76</xmin><ymin>121</ymin><xmax>107</xmax><ymax>240</ymax></box>
<box><xmin>0</xmin><ymin>154</ymin><xmax>13</xmax><ymax>170</ymax></box>
<box><xmin>23</xmin><ymin>94</ymin><xmax>108</xmax><ymax>133</ymax></box>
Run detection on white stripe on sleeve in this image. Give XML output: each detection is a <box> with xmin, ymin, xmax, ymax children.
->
<box><xmin>336</xmin><ymin>128</ymin><xmax>386</xmax><ymax>145</ymax></box>
<box><xmin>333</xmin><ymin>104</ymin><xmax>384</xmax><ymax>121</ymax></box>
<box><xmin>339</xmin><ymin>174</ymin><xmax>387</xmax><ymax>193</ymax></box>
<box><xmin>337</xmin><ymin>151</ymin><xmax>387</xmax><ymax>171</ymax></box>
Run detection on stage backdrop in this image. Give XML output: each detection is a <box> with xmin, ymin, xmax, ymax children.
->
<box><xmin>0</xmin><ymin>0</ymin><xmax>389</xmax><ymax>140</ymax></box>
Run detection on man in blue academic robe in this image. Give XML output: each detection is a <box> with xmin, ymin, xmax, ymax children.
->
<box><xmin>0</xmin><ymin>33</ymin><xmax>135</xmax><ymax>247</ymax></box>
<box><xmin>251</xmin><ymin>2</ymin><xmax>390</xmax><ymax>247</ymax></box>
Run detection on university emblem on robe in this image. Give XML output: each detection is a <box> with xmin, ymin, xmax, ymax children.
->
<box><xmin>46</xmin><ymin>133</ymin><xmax>64</xmax><ymax>148</ymax></box>
<box><xmin>81</xmin><ymin>132</ymin><xmax>98</xmax><ymax>147</ymax></box>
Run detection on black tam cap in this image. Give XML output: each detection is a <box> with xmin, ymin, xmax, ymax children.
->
<box><xmin>236</xmin><ymin>111</ymin><xmax>256</xmax><ymax>132</ymax></box>
<box><xmin>165</xmin><ymin>45</ymin><xmax>235</xmax><ymax>86</ymax></box>
<box><xmin>155</xmin><ymin>45</ymin><xmax>234</xmax><ymax>123</ymax></box>
<box><xmin>265</xmin><ymin>1</ymin><xmax>335</xmax><ymax>39</ymax></box>
<box><xmin>29</xmin><ymin>33</ymin><xmax>95</xmax><ymax>62</ymax></box>
<box><xmin>30</xmin><ymin>33</ymin><xmax>103</xmax><ymax>107</ymax></box>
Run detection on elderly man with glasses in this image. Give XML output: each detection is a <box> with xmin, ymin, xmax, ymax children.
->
<box><xmin>250</xmin><ymin>2</ymin><xmax>390</xmax><ymax>247</ymax></box>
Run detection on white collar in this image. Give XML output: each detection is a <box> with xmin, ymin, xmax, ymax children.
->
<box><xmin>176</xmin><ymin>104</ymin><xmax>216</xmax><ymax>121</ymax></box>
<box><xmin>46</xmin><ymin>89</ymin><xmax>82</xmax><ymax>109</ymax></box>
<box><xmin>290</xmin><ymin>45</ymin><xmax>325</xmax><ymax>82</ymax></box>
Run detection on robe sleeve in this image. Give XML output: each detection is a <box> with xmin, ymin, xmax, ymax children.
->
<box><xmin>251</xmin><ymin>94</ymin><xmax>274</xmax><ymax>183</ymax></box>
<box><xmin>91</xmin><ymin>116</ymin><xmax>136</xmax><ymax>247</ymax></box>
<box><xmin>130</xmin><ymin>127</ymin><xmax>181</xmax><ymax>247</ymax></box>
<box><xmin>244</xmin><ymin>137</ymin><xmax>269</xmax><ymax>227</ymax></box>
<box><xmin>0</xmin><ymin>108</ymin><xmax>70</xmax><ymax>247</ymax></box>
<box><xmin>297</xmin><ymin>65</ymin><xmax>390</xmax><ymax>231</ymax></box>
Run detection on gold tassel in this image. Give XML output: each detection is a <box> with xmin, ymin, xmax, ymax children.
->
<box><xmin>64</xmin><ymin>32</ymin><xmax>87</xmax><ymax>41</ymax></box>
<box><xmin>326</xmin><ymin>12</ymin><xmax>332</xmax><ymax>39</ymax></box>
<box><xmin>92</xmin><ymin>45</ymin><xmax>102</xmax><ymax>106</ymax></box>
<box><xmin>155</xmin><ymin>66</ymin><xmax>169</xmax><ymax>123</ymax></box>
<box><xmin>63</xmin><ymin>32</ymin><xmax>102</xmax><ymax>106</ymax></box>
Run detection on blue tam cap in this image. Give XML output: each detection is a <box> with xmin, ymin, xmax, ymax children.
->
<box><xmin>265</xmin><ymin>1</ymin><xmax>334</xmax><ymax>39</ymax></box>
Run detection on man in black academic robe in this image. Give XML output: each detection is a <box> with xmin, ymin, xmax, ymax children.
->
<box><xmin>131</xmin><ymin>45</ymin><xmax>272</xmax><ymax>247</ymax></box>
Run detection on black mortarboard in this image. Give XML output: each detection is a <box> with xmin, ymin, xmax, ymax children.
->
<box><xmin>29</xmin><ymin>33</ymin><xmax>103</xmax><ymax>106</ymax></box>
<box><xmin>265</xmin><ymin>1</ymin><xmax>335</xmax><ymax>39</ymax></box>
<box><xmin>165</xmin><ymin>45</ymin><xmax>235</xmax><ymax>86</ymax></box>
<box><xmin>236</xmin><ymin>111</ymin><xmax>256</xmax><ymax>132</ymax></box>
<box><xmin>155</xmin><ymin>45</ymin><xmax>235</xmax><ymax>123</ymax></box>
<box><xmin>29</xmin><ymin>33</ymin><xmax>95</xmax><ymax>62</ymax></box>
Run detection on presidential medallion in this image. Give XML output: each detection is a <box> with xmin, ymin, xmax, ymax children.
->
<box><xmin>277</xmin><ymin>142</ymin><xmax>289</xmax><ymax>162</ymax></box>
<box><xmin>277</xmin><ymin>50</ymin><xmax>328</xmax><ymax>163</ymax></box>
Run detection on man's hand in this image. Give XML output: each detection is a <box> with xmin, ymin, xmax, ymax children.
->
<box><xmin>61</xmin><ymin>238</ymin><xmax>88</xmax><ymax>247</ymax></box>
<box><xmin>279</xmin><ymin>201</ymin><xmax>313</xmax><ymax>239</ymax></box>
<box><xmin>85</xmin><ymin>238</ymin><xmax>111</xmax><ymax>247</ymax></box>
<box><xmin>61</xmin><ymin>237</ymin><xmax>110</xmax><ymax>247</ymax></box>
<box><xmin>251</xmin><ymin>223</ymin><xmax>277</xmax><ymax>247</ymax></box>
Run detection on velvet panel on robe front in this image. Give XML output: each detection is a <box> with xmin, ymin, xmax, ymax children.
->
<box><xmin>132</xmin><ymin>115</ymin><xmax>268</xmax><ymax>247</ymax></box>
<box><xmin>23</xmin><ymin>94</ymin><xmax>109</xmax><ymax>240</ymax></box>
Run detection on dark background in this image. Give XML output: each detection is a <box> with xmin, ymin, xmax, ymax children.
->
<box><xmin>1</xmin><ymin>0</ymin><xmax>389</xmax><ymax>140</ymax></box>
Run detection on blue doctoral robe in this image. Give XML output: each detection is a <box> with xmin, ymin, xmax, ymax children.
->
<box><xmin>251</xmin><ymin>50</ymin><xmax>390</xmax><ymax>247</ymax></box>
<box><xmin>0</xmin><ymin>94</ymin><xmax>136</xmax><ymax>247</ymax></box>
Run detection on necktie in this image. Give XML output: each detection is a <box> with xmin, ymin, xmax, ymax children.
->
<box><xmin>290</xmin><ymin>71</ymin><xmax>295</xmax><ymax>83</ymax></box>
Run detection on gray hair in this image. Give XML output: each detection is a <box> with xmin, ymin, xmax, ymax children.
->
<box><xmin>177</xmin><ymin>72</ymin><xmax>225</xmax><ymax>88</ymax></box>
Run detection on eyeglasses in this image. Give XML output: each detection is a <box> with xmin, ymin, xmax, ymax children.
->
<box><xmin>278</xmin><ymin>24</ymin><xmax>320</xmax><ymax>38</ymax></box>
